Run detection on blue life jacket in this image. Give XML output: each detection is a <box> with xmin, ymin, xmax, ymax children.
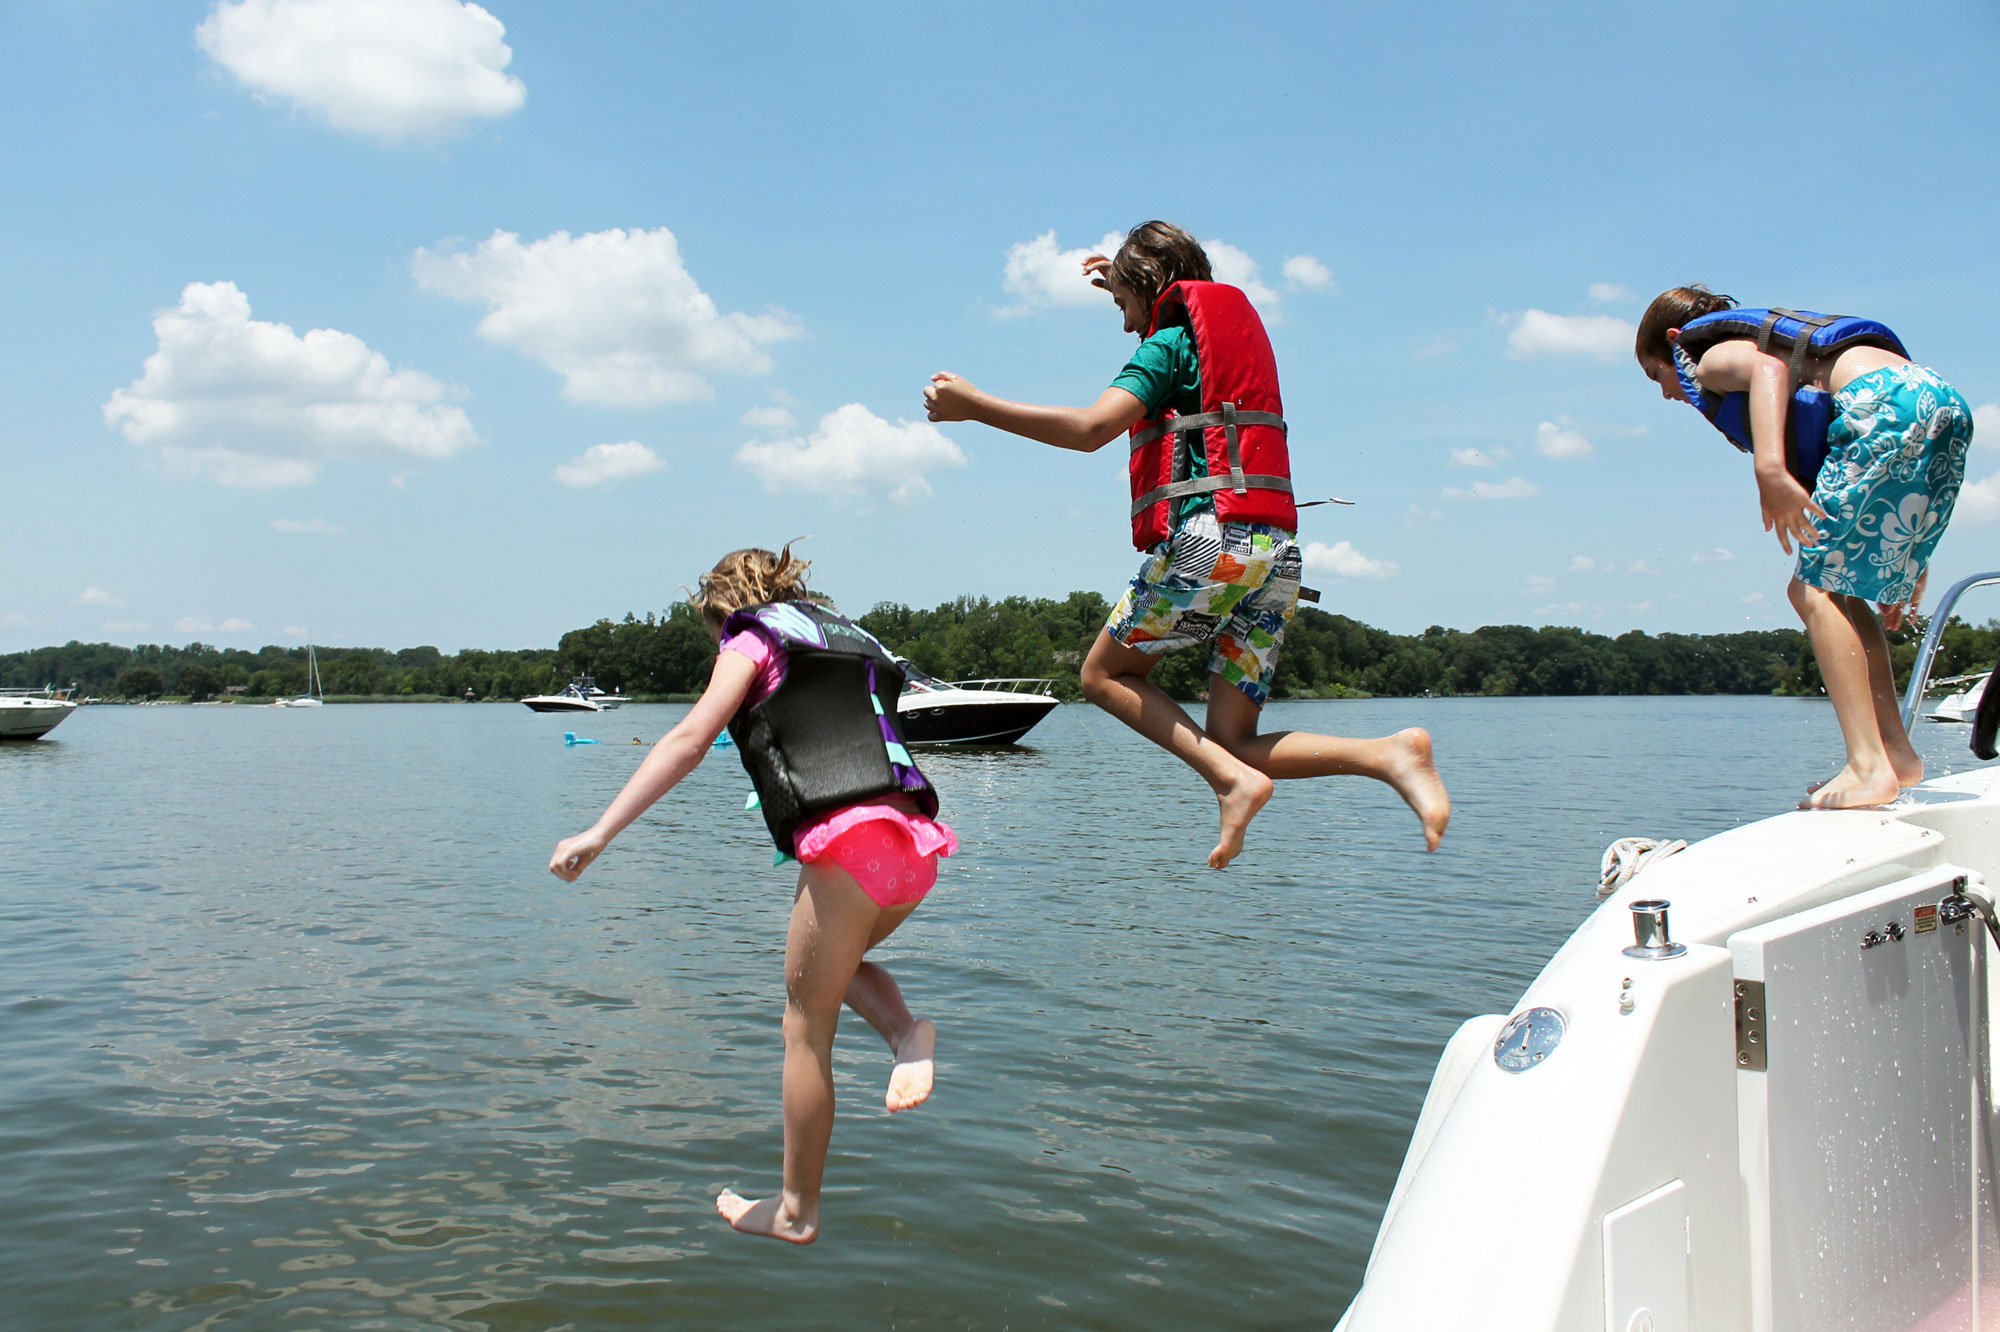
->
<box><xmin>722</xmin><ymin>601</ymin><xmax>937</xmax><ymax>857</ymax></box>
<box><xmin>1672</xmin><ymin>308</ymin><xmax>1907</xmax><ymax>488</ymax></box>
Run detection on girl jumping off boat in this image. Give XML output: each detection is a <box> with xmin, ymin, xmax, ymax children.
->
<box><xmin>1635</xmin><ymin>288</ymin><xmax>1975</xmax><ymax>808</ymax></box>
<box><xmin>548</xmin><ymin>544</ymin><xmax>954</xmax><ymax>1243</ymax></box>
<box><xmin>923</xmin><ymin>220</ymin><xmax>1449</xmax><ymax>867</ymax></box>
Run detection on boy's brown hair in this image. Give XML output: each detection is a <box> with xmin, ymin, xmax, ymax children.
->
<box><xmin>1109</xmin><ymin>221</ymin><xmax>1213</xmax><ymax>322</ymax></box>
<box><xmin>689</xmin><ymin>543</ymin><xmax>814</xmax><ymax>626</ymax></box>
<box><xmin>1635</xmin><ymin>285</ymin><xmax>1737</xmax><ymax>363</ymax></box>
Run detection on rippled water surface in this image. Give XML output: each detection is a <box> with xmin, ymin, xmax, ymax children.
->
<box><xmin>4</xmin><ymin>697</ymin><xmax>1991</xmax><ymax>1329</ymax></box>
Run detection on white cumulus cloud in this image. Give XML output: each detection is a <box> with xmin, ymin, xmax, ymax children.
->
<box><xmin>998</xmin><ymin>230</ymin><xmax>1126</xmax><ymax>315</ymax></box>
<box><xmin>1302</xmin><ymin>540</ymin><xmax>1396</xmax><ymax>580</ymax></box>
<box><xmin>998</xmin><ymin>230</ymin><xmax>1284</xmax><ymax>316</ymax></box>
<box><xmin>1443</xmin><ymin>476</ymin><xmax>1542</xmax><ymax>501</ymax></box>
<box><xmin>76</xmin><ymin>588</ymin><xmax>126</xmax><ymax>607</ymax></box>
<box><xmin>552</xmin><ymin>441</ymin><xmax>668</xmax><ymax>489</ymax></box>
<box><xmin>735</xmin><ymin>404</ymin><xmax>966</xmax><ymax>505</ymax></box>
<box><xmin>1524</xmin><ymin>574</ymin><xmax>1557</xmax><ymax>595</ymax></box>
<box><xmin>1450</xmin><ymin>447</ymin><xmax>1507</xmax><ymax>468</ymax></box>
<box><xmin>176</xmin><ymin>617</ymin><xmax>214</xmax><ymax>635</ymax></box>
<box><xmin>1401</xmin><ymin>504</ymin><xmax>1443</xmax><ymax>529</ymax></box>
<box><xmin>272</xmin><ymin>517</ymin><xmax>346</xmax><ymax>535</ymax></box>
<box><xmin>197</xmin><ymin>0</ymin><xmax>525</xmax><ymax>140</ymax></box>
<box><xmin>1203</xmin><ymin>241</ymin><xmax>1279</xmax><ymax>312</ymax></box>
<box><xmin>1954</xmin><ymin>470</ymin><xmax>2000</xmax><ymax>525</ymax></box>
<box><xmin>1691</xmin><ymin>547</ymin><xmax>1736</xmax><ymax>563</ymax></box>
<box><xmin>1534</xmin><ymin>419</ymin><xmax>1594</xmax><ymax>460</ymax></box>
<box><xmin>415</xmin><ymin>228</ymin><xmax>800</xmax><ymax>406</ymax></box>
<box><xmin>1569</xmin><ymin>555</ymin><xmax>1600</xmax><ymax>573</ymax></box>
<box><xmin>1506</xmin><ymin>309</ymin><xmax>1635</xmax><ymax>360</ymax></box>
<box><xmin>1282</xmin><ymin>255</ymin><xmax>1334</xmax><ymax>292</ymax></box>
<box><xmin>1588</xmin><ymin>282</ymin><xmax>1635</xmax><ymax>303</ymax></box>
<box><xmin>740</xmin><ymin>405</ymin><xmax>797</xmax><ymax>431</ymax></box>
<box><xmin>1628</xmin><ymin>559</ymin><xmax>1658</xmax><ymax>575</ymax></box>
<box><xmin>220</xmin><ymin>618</ymin><xmax>254</xmax><ymax>632</ymax></box>
<box><xmin>1973</xmin><ymin>402</ymin><xmax>1998</xmax><ymax>445</ymax></box>
<box><xmin>103</xmin><ymin>282</ymin><xmax>476</xmax><ymax>487</ymax></box>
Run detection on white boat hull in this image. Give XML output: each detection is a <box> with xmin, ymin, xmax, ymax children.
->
<box><xmin>0</xmin><ymin>698</ymin><xmax>77</xmax><ymax>739</ymax></box>
<box><xmin>522</xmin><ymin>696</ymin><xmax>601</xmax><ymax>713</ymax></box>
<box><xmin>1339</xmin><ymin>768</ymin><xmax>2000</xmax><ymax>1332</ymax></box>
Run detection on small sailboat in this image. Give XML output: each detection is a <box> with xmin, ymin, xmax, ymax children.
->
<box><xmin>274</xmin><ymin>641</ymin><xmax>325</xmax><ymax>708</ymax></box>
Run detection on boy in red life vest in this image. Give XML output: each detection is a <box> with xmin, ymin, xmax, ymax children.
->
<box><xmin>924</xmin><ymin>221</ymin><xmax>1449</xmax><ymax>868</ymax></box>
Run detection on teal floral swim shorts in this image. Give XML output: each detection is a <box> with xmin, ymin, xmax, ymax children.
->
<box><xmin>1797</xmin><ymin>364</ymin><xmax>1974</xmax><ymax>605</ymax></box>
<box><xmin>1105</xmin><ymin>513</ymin><xmax>1303</xmax><ymax>705</ymax></box>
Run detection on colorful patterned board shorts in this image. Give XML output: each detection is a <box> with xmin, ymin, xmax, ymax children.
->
<box><xmin>1797</xmin><ymin>364</ymin><xmax>1974</xmax><ymax>605</ymax></box>
<box><xmin>1105</xmin><ymin>513</ymin><xmax>1303</xmax><ymax>705</ymax></box>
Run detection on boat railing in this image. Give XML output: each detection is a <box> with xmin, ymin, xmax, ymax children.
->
<box><xmin>945</xmin><ymin>677</ymin><xmax>1057</xmax><ymax>696</ymax></box>
<box><xmin>0</xmin><ymin>684</ymin><xmax>75</xmax><ymax>701</ymax></box>
<box><xmin>1899</xmin><ymin>570</ymin><xmax>2000</xmax><ymax>731</ymax></box>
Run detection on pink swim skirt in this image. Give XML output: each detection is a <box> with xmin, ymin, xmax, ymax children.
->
<box><xmin>795</xmin><ymin>802</ymin><xmax>957</xmax><ymax>908</ymax></box>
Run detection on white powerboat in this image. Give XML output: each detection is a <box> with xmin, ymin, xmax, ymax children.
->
<box><xmin>522</xmin><ymin>676</ymin><xmax>625</xmax><ymax>714</ymax></box>
<box><xmin>1927</xmin><ymin>671</ymin><xmax>1991</xmax><ymax>724</ymax></box>
<box><xmin>1338</xmin><ymin>570</ymin><xmax>2000</xmax><ymax>1332</ymax></box>
<box><xmin>894</xmin><ymin>659</ymin><xmax>1059</xmax><ymax>745</ymax></box>
<box><xmin>0</xmin><ymin>685</ymin><xmax>79</xmax><ymax>740</ymax></box>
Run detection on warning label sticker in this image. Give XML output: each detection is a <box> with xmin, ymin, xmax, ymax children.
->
<box><xmin>1914</xmin><ymin>904</ymin><xmax>1939</xmax><ymax>935</ymax></box>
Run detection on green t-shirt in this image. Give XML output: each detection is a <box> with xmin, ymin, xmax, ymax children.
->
<box><xmin>1110</xmin><ymin>323</ymin><xmax>1210</xmax><ymax>525</ymax></box>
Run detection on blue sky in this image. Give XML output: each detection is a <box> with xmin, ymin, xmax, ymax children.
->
<box><xmin>4</xmin><ymin>0</ymin><xmax>1997</xmax><ymax>654</ymax></box>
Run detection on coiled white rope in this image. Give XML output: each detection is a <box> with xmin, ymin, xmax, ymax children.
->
<box><xmin>1598</xmin><ymin>837</ymin><xmax>1688</xmax><ymax>898</ymax></box>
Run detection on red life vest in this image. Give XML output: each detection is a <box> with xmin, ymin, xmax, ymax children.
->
<box><xmin>1125</xmin><ymin>280</ymin><xmax>1297</xmax><ymax>550</ymax></box>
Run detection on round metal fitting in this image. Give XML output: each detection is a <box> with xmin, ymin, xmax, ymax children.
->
<box><xmin>1493</xmin><ymin>1006</ymin><xmax>1566</xmax><ymax>1073</ymax></box>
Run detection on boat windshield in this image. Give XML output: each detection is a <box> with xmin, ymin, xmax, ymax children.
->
<box><xmin>894</xmin><ymin>657</ymin><xmax>943</xmax><ymax>693</ymax></box>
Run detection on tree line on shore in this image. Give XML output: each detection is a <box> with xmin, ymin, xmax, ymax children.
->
<box><xmin>5</xmin><ymin>593</ymin><xmax>1994</xmax><ymax>703</ymax></box>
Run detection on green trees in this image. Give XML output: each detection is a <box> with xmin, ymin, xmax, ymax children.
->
<box><xmin>176</xmin><ymin>663</ymin><xmax>219</xmax><ymax>702</ymax></box>
<box><xmin>113</xmin><ymin>666</ymin><xmax>165</xmax><ymax>700</ymax></box>
<box><xmin>6</xmin><ymin>604</ymin><xmax>1992</xmax><ymax>704</ymax></box>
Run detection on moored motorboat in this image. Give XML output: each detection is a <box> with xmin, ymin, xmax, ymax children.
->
<box><xmin>0</xmin><ymin>686</ymin><xmax>79</xmax><ymax>740</ymax></box>
<box><xmin>894</xmin><ymin>659</ymin><xmax>1059</xmax><ymax>745</ymax></box>
<box><xmin>522</xmin><ymin>676</ymin><xmax>623</xmax><ymax>713</ymax></box>
<box><xmin>1925</xmin><ymin>670</ymin><xmax>1991</xmax><ymax>724</ymax></box>
<box><xmin>1337</xmin><ymin>570</ymin><xmax>2000</xmax><ymax>1332</ymax></box>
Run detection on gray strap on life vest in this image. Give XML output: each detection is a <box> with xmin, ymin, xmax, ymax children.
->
<box><xmin>1765</xmin><ymin>307</ymin><xmax>1840</xmax><ymax>390</ymax></box>
<box><xmin>1130</xmin><ymin>405</ymin><xmax>1288</xmax><ymax>456</ymax></box>
<box><xmin>1130</xmin><ymin>473</ymin><xmax>1295</xmax><ymax>518</ymax></box>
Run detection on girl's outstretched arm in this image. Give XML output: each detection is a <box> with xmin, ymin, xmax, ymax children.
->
<box><xmin>548</xmin><ymin>650</ymin><xmax>758</xmax><ymax>881</ymax></box>
<box><xmin>924</xmin><ymin>375</ymin><xmax>1146</xmax><ymax>453</ymax></box>
<box><xmin>1687</xmin><ymin>339</ymin><xmax>1829</xmax><ymax>554</ymax></box>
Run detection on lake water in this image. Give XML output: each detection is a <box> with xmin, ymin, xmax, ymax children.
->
<box><xmin>4</xmin><ymin>697</ymin><xmax>1993</xmax><ymax>1330</ymax></box>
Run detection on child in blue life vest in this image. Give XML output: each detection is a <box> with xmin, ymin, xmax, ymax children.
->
<box><xmin>548</xmin><ymin>544</ymin><xmax>954</xmax><ymax>1245</ymax></box>
<box><xmin>1635</xmin><ymin>286</ymin><xmax>1975</xmax><ymax>809</ymax></box>
<box><xmin>924</xmin><ymin>220</ymin><xmax>1449</xmax><ymax>868</ymax></box>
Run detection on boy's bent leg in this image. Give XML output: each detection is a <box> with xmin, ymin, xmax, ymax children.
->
<box><xmin>1789</xmin><ymin>580</ymin><xmax>1900</xmax><ymax>809</ymax></box>
<box><xmin>1205</xmin><ymin>677</ymin><xmax>1450</xmax><ymax>850</ymax></box>
<box><xmin>716</xmin><ymin>862</ymin><xmax>880</xmax><ymax>1244</ymax></box>
<box><xmin>1080</xmin><ymin>630</ymin><xmax>1272</xmax><ymax>868</ymax></box>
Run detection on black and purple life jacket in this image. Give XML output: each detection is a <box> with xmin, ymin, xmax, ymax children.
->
<box><xmin>721</xmin><ymin>601</ymin><xmax>937</xmax><ymax>857</ymax></box>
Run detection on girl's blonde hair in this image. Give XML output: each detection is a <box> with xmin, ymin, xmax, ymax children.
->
<box><xmin>689</xmin><ymin>543</ymin><xmax>814</xmax><ymax>625</ymax></box>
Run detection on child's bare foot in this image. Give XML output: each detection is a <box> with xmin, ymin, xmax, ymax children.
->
<box><xmin>1210</xmin><ymin>768</ymin><xmax>1275</xmax><ymax>869</ymax></box>
<box><xmin>1386</xmin><ymin>728</ymin><xmax>1450</xmax><ymax>851</ymax></box>
<box><xmin>1807</xmin><ymin>751</ymin><xmax>1923</xmax><ymax>795</ymax></box>
<box><xmin>1799</xmin><ymin>765</ymin><xmax>1902</xmax><ymax>810</ymax></box>
<box><xmin>715</xmin><ymin>1189</ymin><xmax>818</xmax><ymax>1245</ymax></box>
<box><xmin>887</xmin><ymin>1018</ymin><xmax>935</xmax><ymax>1112</ymax></box>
